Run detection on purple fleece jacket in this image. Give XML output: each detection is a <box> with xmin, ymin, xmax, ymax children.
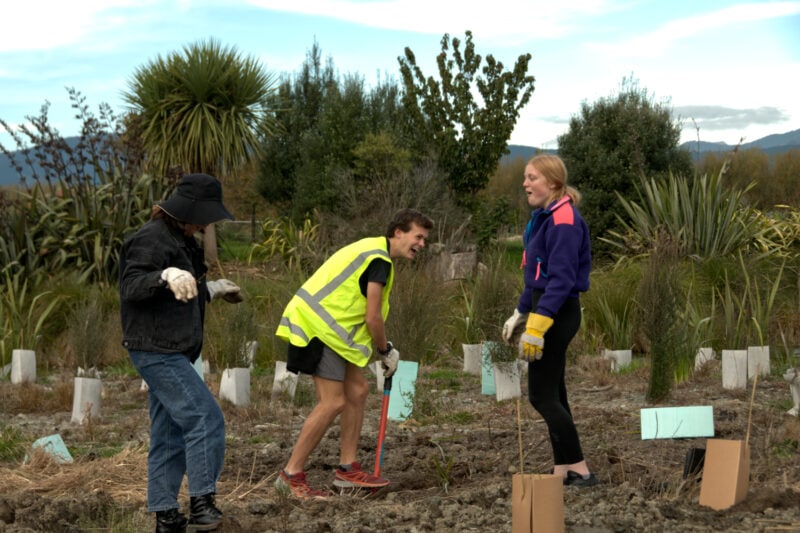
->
<box><xmin>517</xmin><ymin>196</ymin><xmax>591</xmax><ymax>318</ymax></box>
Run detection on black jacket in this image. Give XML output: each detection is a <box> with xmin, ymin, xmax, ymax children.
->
<box><xmin>119</xmin><ymin>218</ymin><xmax>209</xmax><ymax>362</ymax></box>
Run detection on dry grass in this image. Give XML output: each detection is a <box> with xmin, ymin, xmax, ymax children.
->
<box><xmin>1</xmin><ymin>445</ymin><xmax>148</xmax><ymax>504</ymax></box>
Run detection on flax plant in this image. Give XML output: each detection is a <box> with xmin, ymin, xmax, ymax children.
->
<box><xmin>0</xmin><ymin>88</ymin><xmax>166</xmax><ymax>284</ymax></box>
<box><xmin>249</xmin><ymin>213</ymin><xmax>324</xmax><ymax>275</ymax></box>
<box><xmin>603</xmin><ymin>166</ymin><xmax>762</xmax><ymax>261</ymax></box>
<box><xmin>0</xmin><ymin>268</ymin><xmax>62</xmax><ymax>356</ymax></box>
<box><xmin>716</xmin><ymin>253</ymin><xmax>784</xmax><ymax>348</ymax></box>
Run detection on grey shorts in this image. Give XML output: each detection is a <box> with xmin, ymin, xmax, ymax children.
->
<box><xmin>314</xmin><ymin>345</ymin><xmax>347</xmax><ymax>382</ymax></box>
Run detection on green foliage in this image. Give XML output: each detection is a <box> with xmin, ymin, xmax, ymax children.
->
<box><xmin>0</xmin><ymin>425</ymin><xmax>26</xmax><ymax>462</ymax></box>
<box><xmin>582</xmin><ymin>262</ymin><xmax>640</xmax><ymax>350</ymax></box>
<box><xmin>636</xmin><ymin>235</ymin><xmax>683</xmax><ymax>403</ymax></box>
<box><xmin>457</xmin><ymin>277</ymin><xmax>484</xmax><ymax>345</ymax></box>
<box><xmin>431</xmin><ymin>442</ymin><xmax>455</xmax><ymax>493</ymax></box>
<box><xmin>558</xmin><ymin>76</ymin><xmax>693</xmax><ymax>257</ymax></box>
<box><xmin>249</xmin><ymin>213</ymin><xmax>325</xmax><ymax>275</ymax></box>
<box><xmin>352</xmin><ymin>131</ymin><xmax>413</xmax><ymax>182</ymax></box>
<box><xmin>124</xmin><ymin>37</ymin><xmax>278</xmax><ymax>177</ymax></box>
<box><xmin>715</xmin><ymin>253</ymin><xmax>785</xmax><ymax>348</ymax></box>
<box><xmin>206</xmin><ymin>301</ymin><xmax>259</xmax><ymax>369</ymax></box>
<box><xmin>0</xmin><ymin>89</ymin><xmax>165</xmax><ymax>284</ymax></box>
<box><xmin>0</xmin><ymin>269</ymin><xmax>62</xmax><ymax>357</ymax></box>
<box><xmin>450</xmin><ymin>248</ymin><xmax>522</xmax><ymax>347</ymax></box>
<box><xmin>386</xmin><ymin>262</ymin><xmax>454</xmax><ymax>365</ymax></box>
<box><xmin>483</xmin><ymin>340</ymin><xmax>517</xmax><ymax>364</ymax></box>
<box><xmin>321</xmin><ymin>161</ymin><xmax>463</xmax><ymax>251</ymax></box>
<box><xmin>472</xmin><ymin>196</ymin><xmax>515</xmax><ymax>251</ymax></box>
<box><xmin>399</xmin><ymin>31</ymin><xmax>535</xmax><ymax>208</ymax></box>
<box><xmin>66</xmin><ymin>287</ymin><xmax>111</xmax><ymax>372</ymax></box>
<box><xmin>603</xmin><ymin>166</ymin><xmax>761</xmax><ymax>261</ymax></box>
<box><xmin>594</xmin><ymin>297</ymin><xmax>634</xmax><ymax>350</ymax></box>
<box><xmin>257</xmin><ymin>42</ymin><xmax>409</xmax><ymax>220</ymax></box>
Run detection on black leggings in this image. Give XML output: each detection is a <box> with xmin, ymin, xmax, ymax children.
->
<box><xmin>528</xmin><ymin>295</ymin><xmax>584</xmax><ymax>465</ymax></box>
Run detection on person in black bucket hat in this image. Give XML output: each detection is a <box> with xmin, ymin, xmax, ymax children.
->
<box><xmin>119</xmin><ymin>173</ymin><xmax>240</xmax><ymax>532</ymax></box>
<box><xmin>158</xmin><ymin>172</ymin><xmax>235</xmax><ymax>225</ymax></box>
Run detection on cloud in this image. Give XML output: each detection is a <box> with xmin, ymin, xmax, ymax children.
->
<box><xmin>244</xmin><ymin>0</ymin><xmax>616</xmax><ymax>42</ymax></box>
<box><xmin>673</xmin><ymin>105</ymin><xmax>790</xmax><ymax>130</ymax></box>
<box><xmin>1</xmin><ymin>0</ymin><xmax>161</xmax><ymax>52</ymax></box>
<box><xmin>590</xmin><ymin>1</ymin><xmax>800</xmax><ymax>57</ymax></box>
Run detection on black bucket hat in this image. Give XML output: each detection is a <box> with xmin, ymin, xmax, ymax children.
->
<box><xmin>158</xmin><ymin>173</ymin><xmax>234</xmax><ymax>225</ymax></box>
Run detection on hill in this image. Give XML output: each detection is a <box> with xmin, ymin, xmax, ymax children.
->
<box><xmin>501</xmin><ymin>128</ymin><xmax>800</xmax><ymax>166</ymax></box>
<box><xmin>679</xmin><ymin>128</ymin><xmax>800</xmax><ymax>160</ymax></box>
<box><xmin>3</xmin><ymin>129</ymin><xmax>799</xmax><ymax>186</ymax></box>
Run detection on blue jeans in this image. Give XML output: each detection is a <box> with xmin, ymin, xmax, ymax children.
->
<box><xmin>129</xmin><ymin>350</ymin><xmax>225</xmax><ymax>512</ymax></box>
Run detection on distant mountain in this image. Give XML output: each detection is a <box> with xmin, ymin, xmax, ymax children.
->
<box><xmin>1</xmin><ymin>136</ymin><xmax>86</xmax><ymax>187</ymax></box>
<box><xmin>501</xmin><ymin>128</ymin><xmax>800</xmax><ymax>165</ymax></box>
<box><xmin>680</xmin><ymin>128</ymin><xmax>800</xmax><ymax>160</ymax></box>
<box><xmin>503</xmin><ymin>144</ymin><xmax>557</xmax><ymax>163</ymax></box>
<box><xmin>3</xmin><ymin>130</ymin><xmax>799</xmax><ymax>186</ymax></box>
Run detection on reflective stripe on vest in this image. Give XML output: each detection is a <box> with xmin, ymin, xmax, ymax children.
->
<box><xmin>276</xmin><ymin>237</ymin><xmax>393</xmax><ymax>366</ymax></box>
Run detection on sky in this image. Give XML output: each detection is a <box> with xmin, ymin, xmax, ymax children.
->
<box><xmin>1</xmin><ymin>0</ymin><xmax>799</xmax><ymax>151</ymax></box>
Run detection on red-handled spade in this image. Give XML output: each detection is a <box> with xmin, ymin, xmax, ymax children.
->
<box><xmin>373</xmin><ymin>375</ymin><xmax>392</xmax><ymax>477</ymax></box>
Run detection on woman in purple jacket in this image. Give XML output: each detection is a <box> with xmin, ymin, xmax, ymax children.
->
<box><xmin>501</xmin><ymin>154</ymin><xmax>597</xmax><ymax>487</ymax></box>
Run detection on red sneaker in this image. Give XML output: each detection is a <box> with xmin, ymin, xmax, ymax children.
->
<box><xmin>274</xmin><ymin>470</ymin><xmax>330</xmax><ymax>500</ymax></box>
<box><xmin>333</xmin><ymin>462</ymin><xmax>390</xmax><ymax>488</ymax></box>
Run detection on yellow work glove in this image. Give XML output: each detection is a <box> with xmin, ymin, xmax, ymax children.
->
<box><xmin>518</xmin><ymin>313</ymin><xmax>554</xmax><ymax>361</ymax></box>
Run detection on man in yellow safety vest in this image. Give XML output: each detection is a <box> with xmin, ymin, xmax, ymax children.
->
<box><xmin>274</xmin><ymin>208</ymin><xmax>433</xmax><ymax>499</ymax></box>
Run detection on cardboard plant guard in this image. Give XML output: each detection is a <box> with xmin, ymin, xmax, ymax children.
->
<box><xmin>698</xmin><ymin>371</ymin><xmax>758</xmax><ymax>510</ymax></box>
<box><xmin>512</xmin><ymin>398</ymin><xmax>565</xmax><ymax>533</ymax></box>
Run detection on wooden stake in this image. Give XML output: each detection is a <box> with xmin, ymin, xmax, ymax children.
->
<box><xmin>516</xmin><ymin>397</ymin><xmax>524</xmax><ymax>474</ymax></box>
<box><xmin>745</xmin><ymin>369</ymin><xmax>758</xmax><ymax>446</ymax></box>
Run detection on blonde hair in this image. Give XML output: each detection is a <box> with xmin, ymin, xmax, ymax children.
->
<box><xmin>526</xmin><ymin>154</ymin><xmax>582</xmax><ymax>206</ymax></box>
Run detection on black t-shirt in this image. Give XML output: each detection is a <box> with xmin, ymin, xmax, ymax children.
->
<box><xmin>359</xmin><ymin>257</ymin><xmax>391</xmax><ymax>296</ymax></box>
<box><xmin>287</xmin><ymin>246</ymin><xmax>393</xmax><ymax>372</ymax></box>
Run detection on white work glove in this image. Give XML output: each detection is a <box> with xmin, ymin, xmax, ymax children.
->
<box><xmin>161</xmin><ymin>267</ymin><xmax>197</xmax><ymax>303</ymax></box>
<box><xmin>501</xmin><ymin>308</ymin><xmax>528</xmax><ymax>345</ymax></box>
<box><xmin>379</xmin><ymin>341</ymin><xmax>400</xmax><ymax>378</ymax></box>
<box><xmin>207</xmin><ymin>279</ymin><xmax>243</xmax><ymax>303</ymax></box>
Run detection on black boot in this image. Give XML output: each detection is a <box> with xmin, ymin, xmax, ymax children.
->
<box><xmin>155</xmin><ymin>508</ymin><xmax>187</xmax><ymax>533</ymax></box>
<box><xmin>188</xmin><ymin>493</ymin><xmax>222</xmax><ymax>531</ymax></box>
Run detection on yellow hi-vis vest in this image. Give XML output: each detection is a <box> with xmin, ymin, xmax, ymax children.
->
<box><xmin>275</xmin><ymin>237</ymin><xmax>394</xmax><ymax>367</ymax></box>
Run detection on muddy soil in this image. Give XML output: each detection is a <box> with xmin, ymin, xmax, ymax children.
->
<box><xmin>1</xmin><ymin>356</ymin><xmax>799</xmax><ymax>532</ymax></box>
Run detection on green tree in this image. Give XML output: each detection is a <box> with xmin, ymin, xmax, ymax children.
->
<box><xmin>123</xmin><ymin>38</ymin><xmax>278</xmax><ymax>263</ymax></box>
<box><xmin>398</xmin><ymin>31</ymin><xmax>536</xmax><ymax>207</ymax></box>
<box><xmin>257</xmin><ymin>42</ymin><xmax>410</xmax><ymax>220</ymax></box>
<box><xmin>558</xmin><ymin>77</ymin><xmax>693</xmax><ymax>258</ymax></box>
<box><xmin>123</xmin><ymin>38</ymin><xmax>277</xmax><ymax>177</ymax></box>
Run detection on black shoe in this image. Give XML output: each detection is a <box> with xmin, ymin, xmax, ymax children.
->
<box><xmin>564</xmin><ymin>470</ymin><xmax>598</xmax><ymax>487</ymax></box>
<box><xmin>188</xmin><ymin>494</ymin><xmax>222</xmax><ymax>531</ymax></box>
<box><xmin>155</xmin><ymin>508</ymin><xmax>187</xmax><ymax>533</ymax></box>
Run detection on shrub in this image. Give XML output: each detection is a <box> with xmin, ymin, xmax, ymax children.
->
<box><xmin>66</xmin><ymin>288</ymin><xmax>110</xmax><ymax>373</ymax></box>
<box><xmin>206</xmin><ymin>301</ymin><xmax>259</xmax><ymax>369</ymax></box>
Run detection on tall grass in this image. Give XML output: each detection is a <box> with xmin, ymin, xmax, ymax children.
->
<box><xmin>582</xmin><ymin>262</ymin><xmax>640</xmax><ymax>351</ymax></box>
<box><xmin>386</xmin><ymin>261</ymin><xmax>455</xmax><ymax>365</ymax></box>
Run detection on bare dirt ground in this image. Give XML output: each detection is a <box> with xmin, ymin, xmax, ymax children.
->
<box><xmin>1</xmin><ymin>355</ymin><xmax>799</xmax><ymax>532</ymax></box>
